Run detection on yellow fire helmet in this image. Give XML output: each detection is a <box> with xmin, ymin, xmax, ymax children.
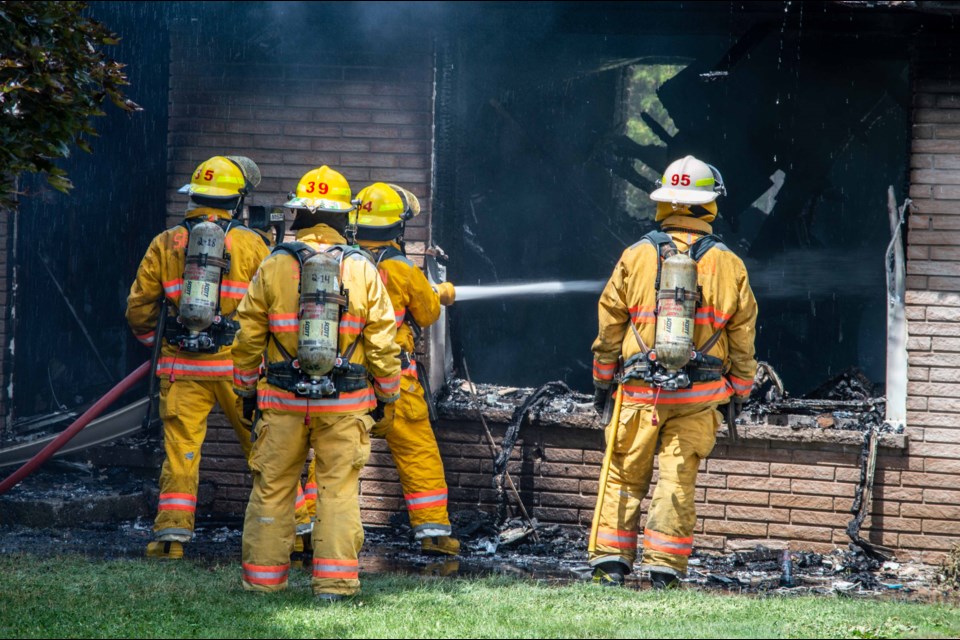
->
<box><xmin>353</xmin><ymin>182</ymin><xmax>421</xmax><ymax>241</ymax></box>
<box><xmin>178</xmin><ymin>156</ymin><xmax>261</xmax><ymax>199</ymax></box>
<box><xmin>283</xmin><ymin>166</ymin><xmax>354</xmax><ymax>213</ymax></box>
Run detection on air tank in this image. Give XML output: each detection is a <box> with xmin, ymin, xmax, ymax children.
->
<box><xmin>179</xmin><ymin>221</ymin><xmax>225</xmax><ymax>332</ymax></box>
<box><xmin>654</xmin><ymin>253</ymin><xmax>698</xmax><ymax>371</ymax></box>
<box><xmin>298</xmin><ymin>253</ymin><xmax>341</xmax><ymax>378</ymax></box>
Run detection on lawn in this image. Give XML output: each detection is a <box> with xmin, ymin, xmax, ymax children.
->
<box><xmin>2</xmin><ymin>555</ymin><xmax>958</xmax><ymax>639</ymax></box>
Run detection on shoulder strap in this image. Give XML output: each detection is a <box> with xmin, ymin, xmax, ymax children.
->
<box><xmin>272</xmin><ymin>241</ymin><xmax>319</xmax><ymax>266</ymax></box>
<box><xmin>373</xmin><ymin>245</ymin><xmax>405</xmax><ymax>266</ymax></box>
<box><xmin>640</xmin><ymin>231</ymin><xmax>678</xmax><ymax>292</ymax></box>
<box><xmin>688</xmin><ymin>234</ymin><xmax>726</xmax><ymax>262</ymax></box>
<box><xmin>327</xmin><ymin>244</ymin><xmax>375</xmax><ymax>264</ymax></box>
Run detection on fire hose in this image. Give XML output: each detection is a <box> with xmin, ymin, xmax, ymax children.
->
<box><xmin>0</xmin><ymin>361</ymin><xmax>150</xmax><ymax>495</ymax></box>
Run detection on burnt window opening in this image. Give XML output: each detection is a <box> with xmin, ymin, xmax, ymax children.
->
<box><xmin>619</xmin><ymin>63</ymin><xmax>686</xmax><ymax>222</ymax></box>
<box><xmin>442</xmin><ymin>20</ymin><xmax>909</xmax><ymax>405</ymax></box>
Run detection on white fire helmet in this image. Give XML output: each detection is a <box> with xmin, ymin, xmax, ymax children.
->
<box><xmin>650</xmin><ymin>155</ymin><xmax>727</xmax><ymax>206</ymax></box>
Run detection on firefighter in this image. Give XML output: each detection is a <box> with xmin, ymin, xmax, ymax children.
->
<box><xmin>233</xmin><ymin>166</ymin><xmax>400</xmax><ymax>601</ymax></box>
<box><xmin>352</xmin><ymin>182</ymin><xmax>459</xmax><ymax>556</ymax></box>
<box><xmin>589</xmin><ymin>155</ymin><xmax>758</xmax><ymax>588</ymax></box>
<box><xmin>126</xmin><ymin>155</ymin><xmax>270</xmax><ymax>559</ymax></box>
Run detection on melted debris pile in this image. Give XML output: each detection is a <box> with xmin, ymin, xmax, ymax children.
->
<box><xmin>439</xmin><ymin>365</ymin><xmax>895</xmax><ymax>435</ymax></box>
<box><xmin>687</xmin><ymin>545</ymin><xmax>936</xmax><ymax>597</ymax></box>
<box><xmin>805</xmin><ymin>368</ymin><xmax>879</xmax><ymax>402</ymax></box>
<box><xmin>438</xmin><ymin>379</ymin><xmax>595</xmax><ymax>420</ymax></box>
<box><xmin>743</xmin><ymin>364</ymin><xmax>897</xmax><ymax>434</ymax></box>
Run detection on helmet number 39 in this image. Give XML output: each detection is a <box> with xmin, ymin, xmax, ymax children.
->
<box><xmin>304</xmin><ymin>182</ymin><xmax>329</xmax><ymax>194</ymax></box>
<box><xmin>670</xmin><ymin>174</ymin><xmax>691</xmax><ymax>186</ymax></box>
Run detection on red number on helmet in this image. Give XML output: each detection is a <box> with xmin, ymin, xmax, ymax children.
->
<box><xmin>670</xmin><ymin>174</ymin><xmax>680</xmax><ymax>186</ymax></box>
<box><xmin>203</xmin><ymin>169</ymin><xmax>214</xmax><ymax>181</ymax></box>
<box><xmin>680</xmin><ymin>174</ymin><xmax>690</xmax><ymax>186</ymax></box>
<box><xmin>193</xmin><ymin>169</ymin><xmax>202</xmax><ymax>180</ymax></box>
<box><xmin>318</xmin><ymin>183</ymin><xmax>329</xmax><ymax>195</ymax></box>
<box><xmin>362</xmin><ymin>201</ymin><xmax>373</xmax><ymax>212</ymax></box>
<box><xmin>305</xmin><ymin>181</ymin><xmax>315</xmax><ymax>193</ymax></box>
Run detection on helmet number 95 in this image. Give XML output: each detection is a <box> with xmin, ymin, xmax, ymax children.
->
<box><xmin>304</xmin><ymin>182</ymin><xmax>329</xmax><ymax>194</ymax></box>
<box><xmin>670</xmin><ymin>174</ymin><xmax>691</xmax><ymax>186</ymax></box>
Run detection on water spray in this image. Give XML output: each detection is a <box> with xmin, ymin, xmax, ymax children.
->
<box><xmin>455</xmin><ymin>280</ymin><xmax>605</xmax><ymax>302</ymax></box>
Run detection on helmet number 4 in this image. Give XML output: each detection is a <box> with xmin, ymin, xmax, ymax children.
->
<box><xmin>670</xmin><ymin>174</ymin><xmax>691</xmax><ymax>186</ymax></box>
<box><xmin>304</xmin><ymin>182</ymin><xmax>329</xmax><ymax>194</ymax></box>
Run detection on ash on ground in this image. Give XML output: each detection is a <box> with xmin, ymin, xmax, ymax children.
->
<box><xmin>0</xmin><ymin>507</ymin><xmax>952</xmax><ymax>601</ymax></box>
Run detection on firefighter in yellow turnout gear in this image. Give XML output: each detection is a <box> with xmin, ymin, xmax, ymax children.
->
<box><xmin>589</xmin><ymin>156</ymin><xmax>758</xmax><ymax>588</ymax></box>
<box><xmin>126</xmin><ymin>156</ymin><xmax>270</xmax><ymax>559</ymax></box>
<box><xmin>233</xmin><ymin>167</ymin><xmax>400</xmax><ymax>601</ymax></box>
<box><xmin>353</xmin><ymin>182</ymin><xmax>460</xmax><ymax>556</ymax></box>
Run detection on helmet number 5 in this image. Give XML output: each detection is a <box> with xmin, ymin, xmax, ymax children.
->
<box><xmin>670</xmin><ymin>174</ymin><xmax>691</xmax><ymax>186</ymax></box>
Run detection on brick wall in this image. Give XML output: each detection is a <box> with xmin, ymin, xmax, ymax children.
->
<box><xmin>164</xmin><ymin>35</ymin><xmax>434</xmax><ymax>256</ymax></box>
<box><xmin>899</xmin><ymin>45</ymin><xmax>960</xmax><ymax>562</ymax></box>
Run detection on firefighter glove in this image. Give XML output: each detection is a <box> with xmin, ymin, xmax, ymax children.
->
<box><xmin>436</xmin><ymin>282</ymin><xmax>456</xmax><ymax>306</ymax></box>
<box><xmin>593</xmin><ymin>387</ymin><xmax>608</xmax><ymax>416</ymax></box>
<box><xmin>371</xmin><ymin>400</ymin><xmax>386</xmax><ymax>423</ymax></box>
<box><xmin>370</xmin><ymin>402</ymin><xmax>395</xmax><ymax>438</ymax></box>
<box><xmin>242</xmin><ymin>396</ymin><xmax>258</xmax><ymax>422</ymax></box>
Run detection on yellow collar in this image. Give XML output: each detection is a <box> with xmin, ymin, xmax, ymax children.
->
<box><xmin>357</xmin><ymin>239</ymin><xmax>401</xmax><ymax>251</ymax></box>
<box><xmin>295</xmin><ymin>224</ymin><xmax>347</xmax><ymax>245</ymax></box>
<box><xmin>185</xmin><ymin>207</ymin><xmax>232</xmax><ymax>221</ymax></box>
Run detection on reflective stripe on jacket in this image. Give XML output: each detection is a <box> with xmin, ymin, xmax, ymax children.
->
<box><xmin>126</xmin><ymin>207</ymin><xmax>270</xmax><ymax>381</ymax></box>
<box><xmin>592</xmin><ymin>214</ymin><xmax>758</xmax><ymax>405</ymax></box>
<box><xmin>231</xmin><ymin>224</ymin><xmax>400</xmax><ymax>413</ymax></box>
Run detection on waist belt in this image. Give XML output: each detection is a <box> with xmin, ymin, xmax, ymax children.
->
<box><xmin>266</xmin><ymin>359</ymin><xmax>368</xmax><ymax>399</ymax></box>
<box><xmin>164</xmin><ymin>315</ymin><xmax>238</xmax><ymax>353</ymax></box>
<box><xmin>622</xmin><ymin>350</ymin><xmax>723</xmax><ymax>391</ymax></box>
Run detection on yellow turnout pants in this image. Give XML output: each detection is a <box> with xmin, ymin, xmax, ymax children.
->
<box><xmin>242</xmin><ymin>409</ymin><xmax>373</xmax><ymax>596</ymax></box>
<box><xmin>589</xmin><ymin>401</ymin><xmax>720</xmax><ymax>577</ymax></box>
<box><xmin>377</xmin><ymin>375</ymin><xmax>451</xmax><ymax>537</ymax></box>
<box><xmin>153</xmin><ymin>378</ymin><xmax>252</xmax><ymax>540</ymax></box>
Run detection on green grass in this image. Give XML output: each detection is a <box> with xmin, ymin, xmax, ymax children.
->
<box><xmin>1</xmin><ymin>555</ymin><xmax>958</xmax><ymax>638</ymax></box>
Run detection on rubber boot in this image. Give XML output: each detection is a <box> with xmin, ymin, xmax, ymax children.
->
<box><xmin>591</xmin><ymin>561</ymin><xmax>625</xmax><ymax>587</ymax></box>
<box><xmin>649</xmin><ymin>570</ymin><xmax>680</xmax><ymax>590</ymax></box>
<box><xmin>421</xmin><ymin>535</ymin><xmax>461</xmax><ymax>556</ymax></box>
<box><xmin>146</xmin><ymin>541</ymin><xmax>184</xmax><ymax>559</ymax></box>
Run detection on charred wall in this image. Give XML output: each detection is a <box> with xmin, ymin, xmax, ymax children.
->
<box><xmin>440</xmin><ymin>3</ymin><xmax>909</xmax><ymax>397</ymax></box>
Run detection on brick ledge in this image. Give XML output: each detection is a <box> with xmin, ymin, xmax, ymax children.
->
<box><xmin>436</xmin><ymin>407</ymin><xmax>908</xmax><ymax>449</ymax></box>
